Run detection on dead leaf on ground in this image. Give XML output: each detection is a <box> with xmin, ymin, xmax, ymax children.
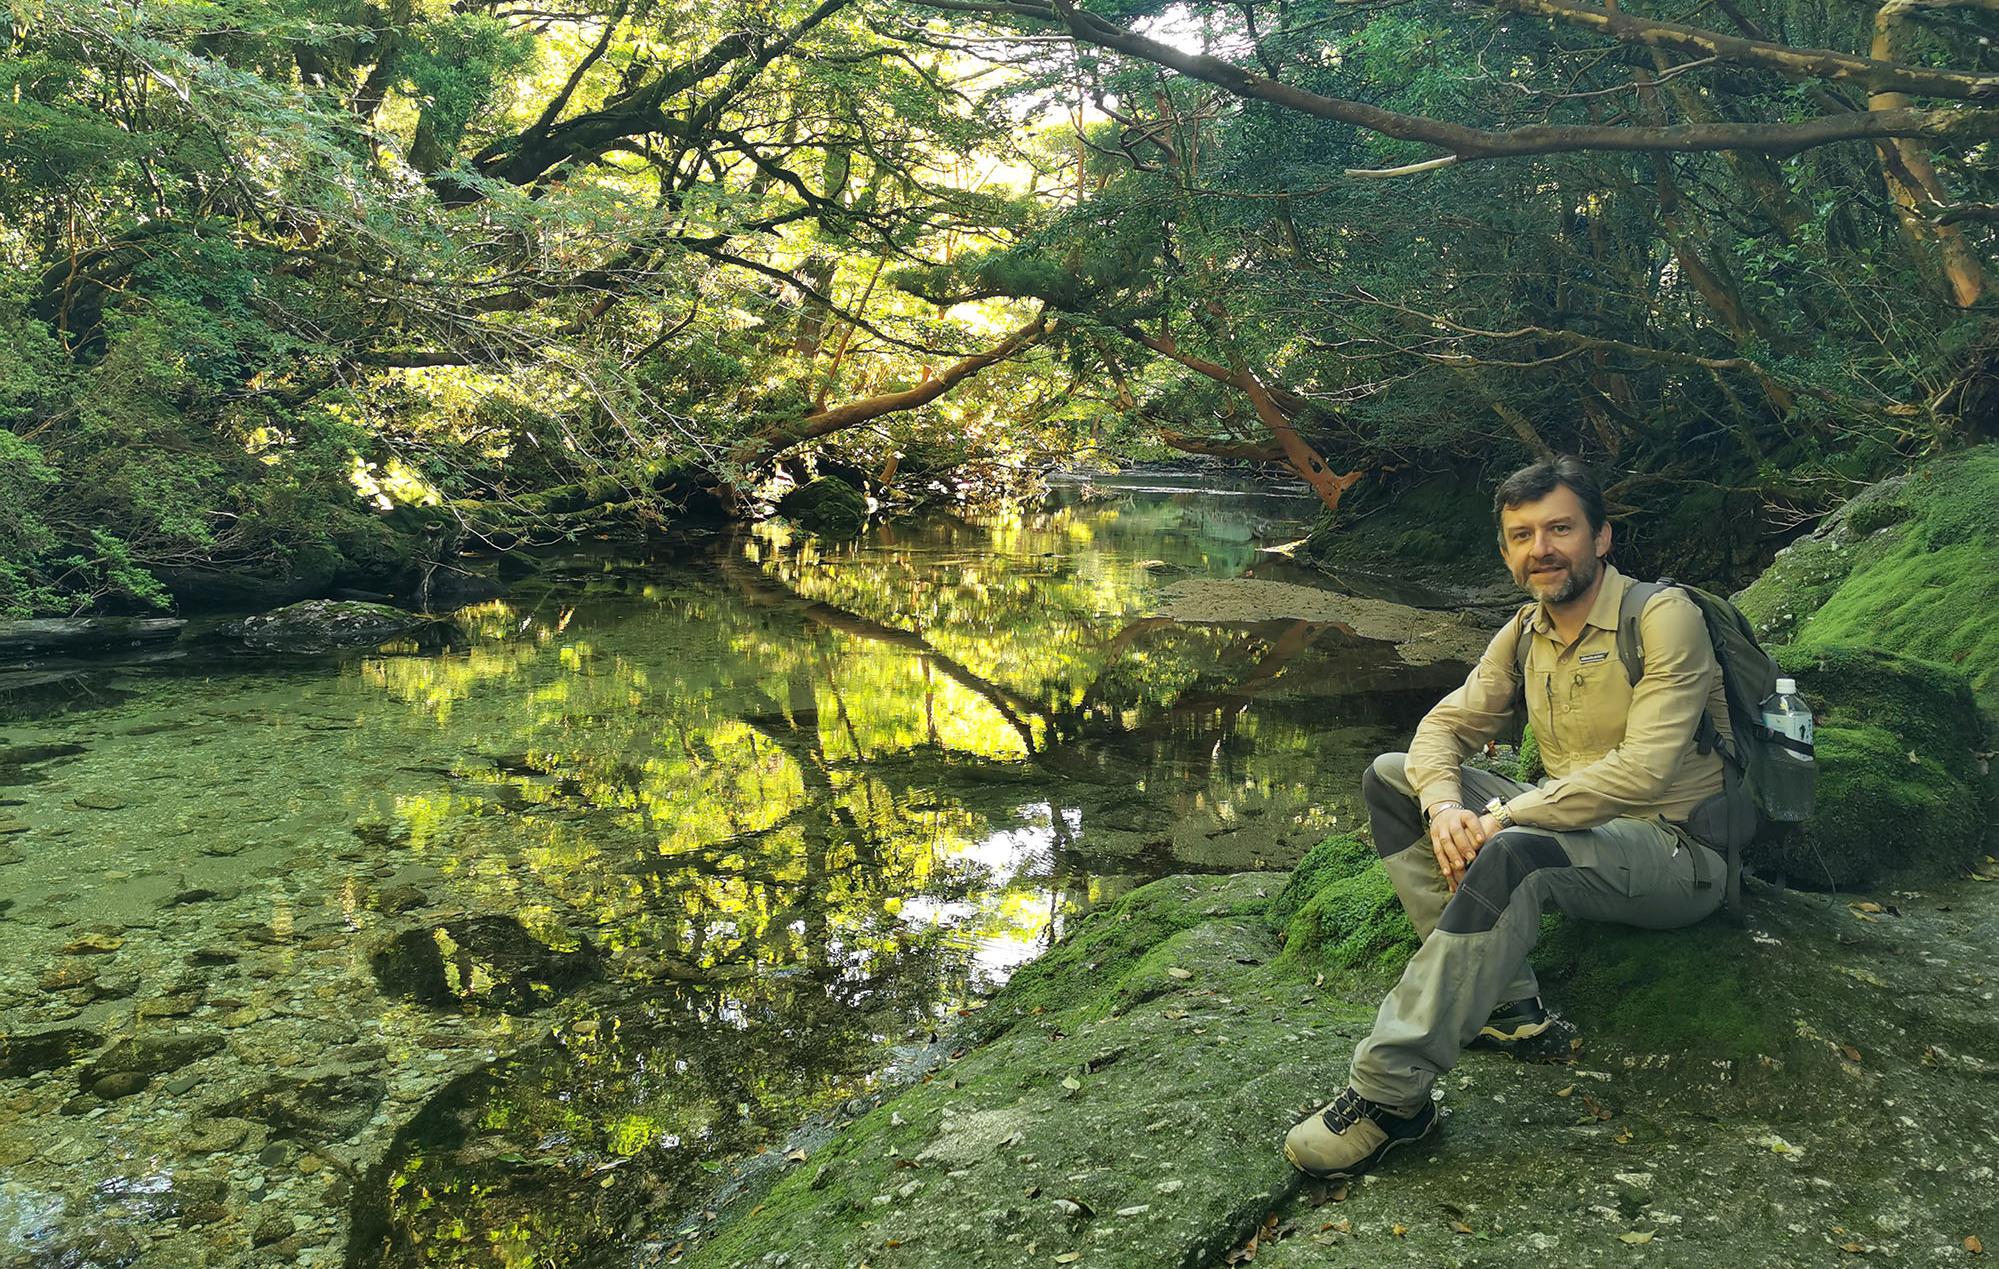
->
<box><xmin>1966</xmin><ymin>1234</ymin><xmax>1985</xmax><ymax>1254</ymax></box>
<box><xmin>1320</xmin><ymin>1218</ymin><xmax>1352</xmax><ymax>1235</ymax></box>
<box><xmin>1555</xmin><ymin>1085</ymin><xmax>1575</xmax><ymax>1098</ymax></box>
<box><xmin>785</xmin><ymin>1149</ymin><xmax>807</xmax><ymax>1164</ymax></box>
<box><xmin>1061</xmin><ymin>1076</ymin><xmax>1082</xmax><ymax>1090</ymax></box>
<box><xmin>1391</xmin><ymin>1223</ymin><xmax>1408</xmax><ymax>1237</ymax></box>
<box><xmin>1581</xmin><ymin>1093</ymin><xmax>1613</xmax><ymax>1121</ymax></box>
<box><xmin>1166</xmin><ymin>967</ymin><xmax>1194</xmax><ymax>980</ymax></box>
<box><xmin>1840</xmin><ymin>1044</ymin><xmax>1863</xmax><ymax>1064</ymax></box>
<box><xmin>1841</xmin><ymin>1242</ymin><xmax>1868</xmax><ymax>1254</ymax></box>
<box><xmin>1618</xmin><ymin>1231</ymin><xmax>1655</xmax><ymax>1245</ymax></box>
<box><xmin>1054</xmin><ymin>1255</ymin><xmax>1082</xmax><ymax>1265</ymax></box>
<box><xmin>1452</xmin><ymin>1221</ymin><xmax>1474</xmax><ymax>1235</ymax></box>
<box><xmin>1850</xmin><ymin>901</ymin><xmax>1885</xmax><ymax>914</ymax></box>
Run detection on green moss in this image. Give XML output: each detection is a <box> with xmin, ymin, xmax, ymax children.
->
<box><xmin>1263</xmin><ymin>832</ymin><xmax>1374</xmax><ymax>929</ymax></box>
<box><xmin>968</xmin><ymin>874</ymin><xmax>1273</xmax><ymax>1040</ymax></box>
<box><xmin>1747</xmin><ymin>643</ymin><xmax>1988</xmax><ymax>888</ymax></box>
<box><xmin>1774</xmin><ymin>643</ymin><xmax>1984</xmax><ymax>759</ymax></box>
<box><xmin>1751</xmin><ymin>722</ymin><xmax>1982</xmax><ymax>887</ymax></box>
<box><xmin>1733</xmin><ymin>532</ymin><xmax>1850</xmax><ymax>647</ymax></box>
<box><xmin>1270</xmin><ymin>862</ymin><xmax>1417</xmax><ymax>989</ymax></box>
<box><xmin>1534</xmin><ymin>918</ymin><xmax>1783</xmax><ymax>1061</ymax></box>
<box><xmin>1516</xmin><ymin>723</ymin><xmax>1544</xmax><ymax>783</ymax></box>
<box><xmin>1844</xmin><ymin>499</ymin><xmax>1910</xmax><ymax>535</ymax></box>
<box><xmin>1798</xmin><ymin>533</ymin><xmax>1998</xmax><ymax>711</ymax></box>
<box><xmin>1737</xmin><ymin>447</ymin><xmax>1999</xmax><ymax>711</ymax></box>
<box><xmin>778</xmin><ymin>477</ymin><xmax>868</xmax><ymax>540</ymax></box>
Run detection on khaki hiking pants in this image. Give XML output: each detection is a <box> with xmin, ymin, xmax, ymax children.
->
<box><xmin>1346</xmin><ymin>752</ymin><xmax>1724</xmax><ymax>1111</ymax></box>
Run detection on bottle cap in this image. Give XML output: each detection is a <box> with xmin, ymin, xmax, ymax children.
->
<box><xmin>1774</xmin><ymin>677</ymin><xmax>1796</xmax><ymax>695</ymax></box>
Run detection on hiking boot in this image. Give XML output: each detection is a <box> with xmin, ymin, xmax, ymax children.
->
<box><xmin>1474</xmin><ymin>996</ymin><xmax>1552</xmax><ymax>1046</ymax></box>
<box><xmin>1470</xmin><ymin>996</ymin><xmax>1576</xmax><ymax>1061</ymax></box>
<box><xmin>1282</xmin><ymin>1087</ymin><xmax>1438</xmax><ymax>1180</ymax></box>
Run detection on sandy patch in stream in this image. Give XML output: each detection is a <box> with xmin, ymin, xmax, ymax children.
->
<box><xmin>1155</xmin><ymin>578</ymin><xmax>1498</xmax><ymax>665</ymax></box>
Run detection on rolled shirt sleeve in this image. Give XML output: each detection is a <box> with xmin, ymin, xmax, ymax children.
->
<box><xmin>1404</xmin><ymin>619</ymin><xmax>1527</xmax><ymax>813</ymax></box>
<box><xmin>1503</xmin><ymin>591</ymin><xmax>1716</xmax><ymax>830</ymax></box>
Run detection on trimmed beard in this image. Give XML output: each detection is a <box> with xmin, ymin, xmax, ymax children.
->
<box><xmin>1524</xmin><ymin>551</ymin><xmax>1600</xmax><ymax>604</ymax></box>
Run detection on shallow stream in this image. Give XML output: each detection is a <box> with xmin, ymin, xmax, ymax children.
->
<box><xmin>0</xmin><ymin>484</ymin><xmax>1467</xmax><ymax>1268</ymax></box>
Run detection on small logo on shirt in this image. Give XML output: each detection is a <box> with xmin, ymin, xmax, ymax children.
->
<box><xmin>1578</xmin><ymin>651</ymin><xmax>1611</xmax><ymax>665</ymax></box>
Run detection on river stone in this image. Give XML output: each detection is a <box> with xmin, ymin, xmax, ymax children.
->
<box><xmin>84</xmin><ymin>1032</ymin><xmax>225</xmax><ymax>1083</ymax></box>
<box><xmin>372</xmin><ymin>884</ymin><xmax>428</xmax><ymax>915</ymax></box>
<box><xmin>0</xmin><ymin>1025</ymin><xmax>101</xmax><ymax>1077</ymax></box>
<box><xmin>183</xmin><ymin>1118</ymin><xmax>252</xmax><ymax>1154</ymax></box>
<box><xmin>0</xmin><ymin>740</ymin><xmax>86</xmax><ymax>768</ymax></box>
<box><xmin>39</xmin><ymin>962</ymin><xmax>98</xmax><ymax>992</ymax></box>
<box><xmin>218</xmin><ymin>1067</ymin><xmax>383</xmax><ymax>1140</ymax></box>
<box><xmin>214</xmin><ymin>600</ymin><xmax>440</xmax><ymax>655</ymax></box>
<box><xmin>91</xmin><ymin>1070</ymin><xmax>152</xmax><ymax>1099</ymax></box>
<box><xmin>251</xmin><ymin>1211</ymin><xmax>294</xmax><ymax>1246</ymax></box>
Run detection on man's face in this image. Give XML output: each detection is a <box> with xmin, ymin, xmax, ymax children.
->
<box><xmin>1498</xmin><ymin>485</ymin><xmax>1611</xmax><ymax>606</ymax></box>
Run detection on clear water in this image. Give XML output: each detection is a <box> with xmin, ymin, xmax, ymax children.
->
<box><xmin>0</xmin><ymin>488</ymin><xmax>1459</xmax><ymax>1268</ymax></box>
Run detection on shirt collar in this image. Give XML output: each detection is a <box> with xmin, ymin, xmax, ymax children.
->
<box><xmin>1528</xmin><ymin>561</ymin><xmax>1627</xmax><ymax>636</ymax></box>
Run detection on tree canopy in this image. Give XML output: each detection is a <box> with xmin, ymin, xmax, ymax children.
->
<box><xmin>3</xmin><ymin>0</ymin><xmax>1995</xmax><ymax>611</ymax></box>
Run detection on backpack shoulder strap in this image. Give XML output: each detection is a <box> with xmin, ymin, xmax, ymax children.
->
<box><xmin>1616</xmin><ymin>577</ymin><xmax>1672</xmax><ymax>686</ymax></box>
<box><xmin>1508</xmin><ymin>602</ymin><xmax>1537</xmax><ymax>714</ymax></box>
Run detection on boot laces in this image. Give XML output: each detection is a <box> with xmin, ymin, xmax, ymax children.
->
<box><xmin>1322</xmin><ymin>1088</ymin><xmax>1374</xmax><ymax>1132</ymax></box>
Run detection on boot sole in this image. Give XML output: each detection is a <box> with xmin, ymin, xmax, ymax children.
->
<box><xmin>1472</xmin><ymin>1018</ymin><xmax>1552</xmax><ymax>1044</ymax></box>
<box><xmin>1470</xmin><ymin>1019</ymin><xmax>1577</xmax><ymax>1063</ymax></box>
<box><xmin>1282</xmin><ymin>1112</ymin><xmax>1439</xmax><ymax>1181</ymax></box>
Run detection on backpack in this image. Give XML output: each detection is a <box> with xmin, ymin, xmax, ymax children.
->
<box><xmin>1510</xmin><ymin>578</ymin><xmax>1816</xmax><ymax>915</ymax></box>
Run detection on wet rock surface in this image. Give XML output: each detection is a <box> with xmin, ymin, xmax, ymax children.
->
<box><xmin>0</xmin><ymin>617</ymin><xmax>187</xmax><ymax>658</ymax></box>
<box><xmin>674</xmin><ymin>866</ymin><xmax>1999</xmax><ymax>1269</ymax></box>
<box><xmin>213</xmin><ymin>600</ymin><xmax>444</xmax><ymax>654</ymax></box>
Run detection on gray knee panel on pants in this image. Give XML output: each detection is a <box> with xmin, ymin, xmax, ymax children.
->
<box><xmin>1436</xmin><ymin>830</ymin><xmax>1570</xmax><ymax>935</ymax></box>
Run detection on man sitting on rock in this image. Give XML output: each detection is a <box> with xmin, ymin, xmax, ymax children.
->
<box><xmin>1284</xmin><ymin>456</ymin><xmax>1730</xmax><ymax>1180</ymax></box>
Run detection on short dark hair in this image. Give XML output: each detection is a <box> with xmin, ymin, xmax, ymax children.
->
<box><xmin>1493</xmin><ymin>456</ymin><xmax>1607</xmax><ymax>536</ymax></box>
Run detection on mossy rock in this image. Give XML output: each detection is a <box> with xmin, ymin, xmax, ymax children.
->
<box><xmin>776</xmin><ymin>477</ymin><xmax>869</xmax><ymax>540</ymax></box>
<box><xmin>1746</xmin><ymin>644</ymin><xmax>1989</xmax><ymax>888</ymax></box>
<box><xmin>967</xmin><ymin>873</ymin><xmax>1274</xmax><ymax>1041</ymax></box>
<box><xmin>1262</xmin><ymin>831</ymin><xmax>1374</xmax><ymax>929</ymax></box>
<box><xmin>1533</xmin><ymin>917</ymin><xmax>1785</xmax><ymax>1062</ymax></box>
<box><xmin>1775</xmin><ymin>643</ymin><xmax>1984</xmax><ymax>759</ymax></box>
<box><xmin>1736</xmin><ymin>446</ymin><xmax>1999</xmax><ymax>711</ymax></box>
<box><xmin>1269</xmin><ymin>843</ymin><xmax>1418</xmax><ymax>989</ymax></box>
<box><xmin>1303</xmin><ymin>473</ymin><xmax>1508</xmax><ymax>592</ymax></box>
<box><xmin>1754</xmin><ymin>722</ymin><xmax>1983</xmax><ymax>888</ymax></box>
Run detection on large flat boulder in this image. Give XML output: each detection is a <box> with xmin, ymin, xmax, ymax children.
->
<box><xmin>669</xmin><ymin>834</ymin><xmax>1999</xmax><ymax>1268</ymax></box>
<box><xmin>0</xmin><ymin>617</ymin><xmax>184</xmax><ymax>658</ymax></box>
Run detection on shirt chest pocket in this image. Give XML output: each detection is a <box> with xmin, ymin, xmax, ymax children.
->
<box><xmin>1564</xmin><ymin>652</ymin><xmax>1629</xmax><ymax>759</ymax></box>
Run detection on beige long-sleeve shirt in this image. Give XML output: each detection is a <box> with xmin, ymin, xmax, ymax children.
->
<box><xmin>1405</xmin><ymin>563</ymin><xmax>1729</xmax><ymax>830</ymax></box>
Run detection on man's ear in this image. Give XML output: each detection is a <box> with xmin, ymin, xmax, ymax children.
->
<box><xmin>1595</xmin><ymin>520</ymin><xmax>1613</xmax><ymax>560</ymax></box>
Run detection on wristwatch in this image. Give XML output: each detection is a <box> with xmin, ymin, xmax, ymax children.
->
<box><xmin>1484</xmin><ymin>797</ymin><xmax>1516</xmax><ymax>829</ymax></box>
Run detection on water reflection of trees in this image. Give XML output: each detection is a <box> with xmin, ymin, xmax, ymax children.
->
<box><xmin>358</xmin><ymin>510</ymin><xmax>1442</xmax><ymax>1267</ymax></box>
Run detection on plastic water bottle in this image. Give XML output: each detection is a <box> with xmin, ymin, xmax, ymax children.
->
<box><xmin>1761</xmin><ymin>677</ymin><xmax>1813</xmax><ymax>753</ymax></box>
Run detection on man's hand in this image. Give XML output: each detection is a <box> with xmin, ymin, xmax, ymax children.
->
<box><xmin>1428</xmin><ymin>808</ymin><xmax>1505</xmax><ymax>890</ymax></box>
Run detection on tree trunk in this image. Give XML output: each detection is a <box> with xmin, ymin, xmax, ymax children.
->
<box><xmin>1872</xmin><ymin>0</ymin><xmax>1989</xmax><ymax>306</ymax></box>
